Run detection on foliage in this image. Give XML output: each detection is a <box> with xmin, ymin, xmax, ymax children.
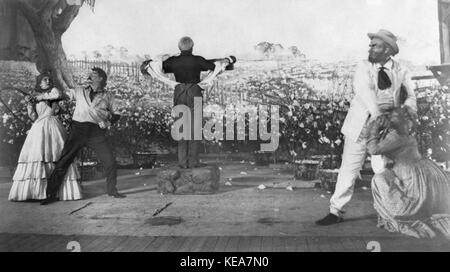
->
<box><xmin>416</xmin><ymin>86</ymin><xmax>450</xmax><ymax>162</ymax></box>
<box><xmin>1</xmin><ymin>60</ymin><xmax>449</xmax><ymax>169</ymax></box>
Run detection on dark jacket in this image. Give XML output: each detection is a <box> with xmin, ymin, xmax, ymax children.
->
<box><xmin>162</xmin><ymin>51</ymin><xmax>216</xmax><ymax>84</ymax></box>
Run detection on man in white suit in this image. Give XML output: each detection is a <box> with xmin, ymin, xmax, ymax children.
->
<box><xmin>316</xmin><ymin>29</ymin><xmax>417</xmax><ymax>225</ymax></box>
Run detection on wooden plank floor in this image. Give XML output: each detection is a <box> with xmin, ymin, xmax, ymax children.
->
<box><xmin>1</xmin><ymin>234</ymin><xmax>450</xmax><ymax>252</ymax></box>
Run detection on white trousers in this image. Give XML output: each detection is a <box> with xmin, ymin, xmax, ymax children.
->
<box><xmin>329</xmin><ymin>137</ymin><xmax>385</xmax><ymax>217</ymax></box>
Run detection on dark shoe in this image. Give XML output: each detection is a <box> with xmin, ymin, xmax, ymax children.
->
<box><xmin>315</xmin><ymin>213</ymin><xmax>343</xmax><ymax>226</ymax></box>
<box><xmin>108</xmin><ymin>192</ymin><xmax>126</xmax><ymax>198</ymax></box>
<box><xmin>40</xmin><ymin>196</ymin><xmax>59</xmax><ymax>206</ymax></box>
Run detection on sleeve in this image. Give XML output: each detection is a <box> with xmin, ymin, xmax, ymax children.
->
<box><xmin>198</xmin><ymin>56</ymin><xmax>216</xmax><ymax>71</ymax></box>
<box><xmin>366</xmin><ymin>121</ymin><xmax>409</xmax><ymax>155</ymax></box>
<box><xmin>63</xmin><ymin>87</ymin><xmax>78</xmax><ymax>101</ymax></box>
<box><xmin>162</xmin><ymin>57</ymin><xmax>174</xmax><ymax>73</ymax></box>
<box><xmin>353</xmin><ymin>62</ymin><xmax>381</xmax><ymax>119</ymax></box>
<box><xmin>35</xmin><ymin>88</ymin><xmax>62</xmax><ymax>101</ymax></box>
<box><xmin>401</xmin><ymin>69</ymin><xmax>418</xmax><ymax>113</ymax></box>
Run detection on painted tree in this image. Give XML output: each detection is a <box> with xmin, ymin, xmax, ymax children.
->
<box><xmin>16</xmin><ymin>0</ymin><xmax>96</xmax><ymax>91</ymax></box>
<box><xmin>288</xmin><ymin>46</ymin><xmax>306</xmax><ymax>59</ymax></box>
<box><xmin>255</xmin><ymin>42</ymin><xmax>276</xmax><ymax>59</ymax></box>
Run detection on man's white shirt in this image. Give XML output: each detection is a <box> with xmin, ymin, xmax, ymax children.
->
<box><xmin>67</xmin><ymin>86</ymin><xmax>117</xmax><ymax>128</ymax></box>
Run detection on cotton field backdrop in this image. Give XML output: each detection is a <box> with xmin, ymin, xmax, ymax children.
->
<box><xmin>0</xmin><ymin>59</ymin><xmax>448</xmax><ymax>170</ymax></box>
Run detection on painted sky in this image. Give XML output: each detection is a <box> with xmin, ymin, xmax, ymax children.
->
<box><xmin>63</xmin><ymin>0</ymin><xmax>440</xmax><ymax>65</ymax></box>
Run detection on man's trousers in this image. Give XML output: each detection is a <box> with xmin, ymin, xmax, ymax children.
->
<box><xmin>173</xmin><ymin>83</ymin><xmax>203</xmax><ymax>168</ymax></box>
<box><xmin>47</xmin><ymin>121</ymin><xmax>118</xmax><ymax>197</ymax></box>
<box><xmin>329</xmin><ymin>137</ymin><xmax>385</xmax><ymax>217</ymax></box>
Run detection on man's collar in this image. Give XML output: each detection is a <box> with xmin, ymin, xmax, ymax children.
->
<box><xmin>375</xmin><ymin>58</ymin><xmax>394</xmax><ymax>70</ymax></box>
<box><xmin>180</xmin><ymin>50</ymin><xmax>193</xmax><ymax>56</ymax></box>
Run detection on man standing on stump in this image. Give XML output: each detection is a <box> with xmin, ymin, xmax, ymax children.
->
<box><xmin>145</xmin><ymin>37</ymin><xmax>235</xmax><ymax>169</ymax></box>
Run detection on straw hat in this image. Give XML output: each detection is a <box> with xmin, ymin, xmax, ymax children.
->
<box><xmin>368</xmin><ymin>29</ymin><xmax>399</xmax><ymax>55</ymax></box>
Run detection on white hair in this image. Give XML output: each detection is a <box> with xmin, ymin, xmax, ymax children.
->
<box><xmin>178</xmin><ymin>37</ymin><xmax>194</xmax><ymax>51</ymax></box>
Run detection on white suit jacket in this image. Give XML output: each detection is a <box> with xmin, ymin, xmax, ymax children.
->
<box><xmin>341</xmin><ymin>59</ymin><xmax>417</xmax><ymax>142</ymax></box>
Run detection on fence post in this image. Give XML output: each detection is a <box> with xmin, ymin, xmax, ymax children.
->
<box><xmin>106</xmin><ymin>61</ymin><xmax>112</xmax><ymax>75</ymax></box>
<box><xmin>136</xmin><ymin>63</ymin><xmax>140</xmax><ymax>82</ymax></box>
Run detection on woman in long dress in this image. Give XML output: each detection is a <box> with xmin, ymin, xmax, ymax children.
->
<box><xmin>367</xmin><ymin>107</ymin><xmax>450</xmax><ymax>239</ymax></box>
<box><xmin>8</xmin><ymin>73</ymin><xmax>82</xmax><ymax>201</ymax></box>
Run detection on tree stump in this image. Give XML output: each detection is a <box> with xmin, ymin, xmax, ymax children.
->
<box><xmin>157</xmin><ymin>165</ymin><xmax>220</xmax><ymax>195</ymax></box>
<box><xmin>294</xmin><ymin>160</ymin><xmax>321</xmax><ymax>180</ymax></box>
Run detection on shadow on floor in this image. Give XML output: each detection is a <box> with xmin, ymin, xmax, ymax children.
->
<box><xmin>344</xmin><ymin>214</ymin><xmax>378</xmax><ymax>223</ymax></box>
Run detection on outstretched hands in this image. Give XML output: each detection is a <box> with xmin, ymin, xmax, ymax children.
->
<box><xmin>226</xmin><ymin>56</ymin><xmax>237</xmax><ymax>64</ymax></box>
<box><xmin>24</xmin><ymin>95</ymin><xmax>34</xmax><ymax>103</ymax></box>
<box><xmin>25</xmin><ymin>95</ymin><xmax>37</xmax><ymax>105</ymax></box>
<box><xmin>140</xmin><ymin>59</ymin><xmax>153</xmax><ymax>76</ymax></box>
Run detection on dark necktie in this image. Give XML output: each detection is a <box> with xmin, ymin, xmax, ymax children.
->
<box><xmin>378</xmin><ymin>67</ymin><xmax>392</xmax><ymax>90</ymax></box>
<box><xmin>89</xmin><ymin>89</ymin><xmax>96</xmax><ymax>102</ymax></box>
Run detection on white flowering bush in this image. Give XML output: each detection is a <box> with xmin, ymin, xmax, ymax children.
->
<box><xmin>416</xmin><ymin>86</ymin><xmax>450</xmax><ymax>162</ymax></box>
<box><xmin>1</xmin><ymin>60</ymin><xmax>449</xmax><ymax>169</ymax></box>
<box><xmin>279</xmin><ymin>99</ymin><xmax>348</xmax><ymax>165</ymax></box>
<box><xmin>0</xmin><ymin>66</ymin><xmax>36</xmax><ymax>166</ymax></box>
<box><xmin>110</xmin><ymin>101</ymin><xmax>175</xmax><ymax>163</ymax></box>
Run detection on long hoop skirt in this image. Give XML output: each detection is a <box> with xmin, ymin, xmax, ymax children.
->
<box><xmin>372</xmin><ymin>159</ymin><xmax>450</xmax><ymax>239</ymax></box>
<box><xmin>8</xmin><ymin>114</ymin><xmax>82</xmax><ymax>201</ymax></box>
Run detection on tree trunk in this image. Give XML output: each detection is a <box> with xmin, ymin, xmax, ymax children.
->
<box><xmin>8</xmin><ymin>0</ymin><xmax>19</xmax><ymax>60</ymax></box>
<box><xmin>34</xmin><ymin>32</ymin><xmax>76</xmax><ymax>91</ymax></box>
<box><xmin>17</xmin><ymin>0</ymin><xmax>80</xmax><ymax>92</ymax></box>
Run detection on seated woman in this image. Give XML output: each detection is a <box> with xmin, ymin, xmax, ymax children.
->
<box><xmin>367</xmin><ymin>107</ymin><xmax>450</xmax><ymax>239</ymax></box>
<box><xmin>8</xmin><ymin>73</ymin><xmax>82</xmax><ymax>202</ymax></box>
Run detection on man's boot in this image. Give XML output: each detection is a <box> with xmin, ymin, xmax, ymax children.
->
<box><xmin>40</xmin><ymin>194</ymin><xmax>59</xmax><ymax>206</ymax></box>
<box><xmin>315</xmin><ymin>213</ymin><xmax>344</xmax><ymax>226</ymax></box>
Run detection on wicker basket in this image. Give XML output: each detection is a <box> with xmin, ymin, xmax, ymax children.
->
<box><xmin>294</xmin><ymin>160</ymin><xmax>321</xmax><ymax>181</ymax></box>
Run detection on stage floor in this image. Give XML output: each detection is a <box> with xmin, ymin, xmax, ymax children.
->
<box><xmin>1</xmin><ymin>160</ymin><xmax>449</xmax><ymax>252</ymax></box>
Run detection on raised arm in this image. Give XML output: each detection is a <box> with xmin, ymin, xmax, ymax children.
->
<box><xmin>61</xmin><ymin>87</ymin><xmax>78</xmax><ymax>101</ymax></box>
<box><xmin>198</xmin><ymin>56</ymin><xmax>216</xmax><ymax>72</ymax></box>
<box><xmin>207</xmin><ymin>56</ymin><xmax>236</xmax><ymax>71</ymax></box>
<box><xmin>162</xmin><ymin>57</ymin><xmax>174</xmax><ymax>74</ymax></box>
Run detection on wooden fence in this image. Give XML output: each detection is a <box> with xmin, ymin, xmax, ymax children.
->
<box><xmin>68</xmin><ymin>59</ymin><xmax>231</xmax><ymax>104</ymax></box>
<box><xmin>68</xmin><ymin>59</ymin><xmax>143</xmax><ymax>81</ymax></box>
<box><xmin>68</xmin><ymin>59</ymin><xmax>441</xmax><ymax>107</ymax></box>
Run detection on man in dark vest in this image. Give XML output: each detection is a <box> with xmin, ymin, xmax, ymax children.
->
<box><xmin>163</xmin><ymin>37</ymin><xmax>218</xmax><ymax>168</ymax></box>
<box><xmin>141</xmin><ymin>37</ymin><xmax>236</xmax><ymax>168</ymax></box>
